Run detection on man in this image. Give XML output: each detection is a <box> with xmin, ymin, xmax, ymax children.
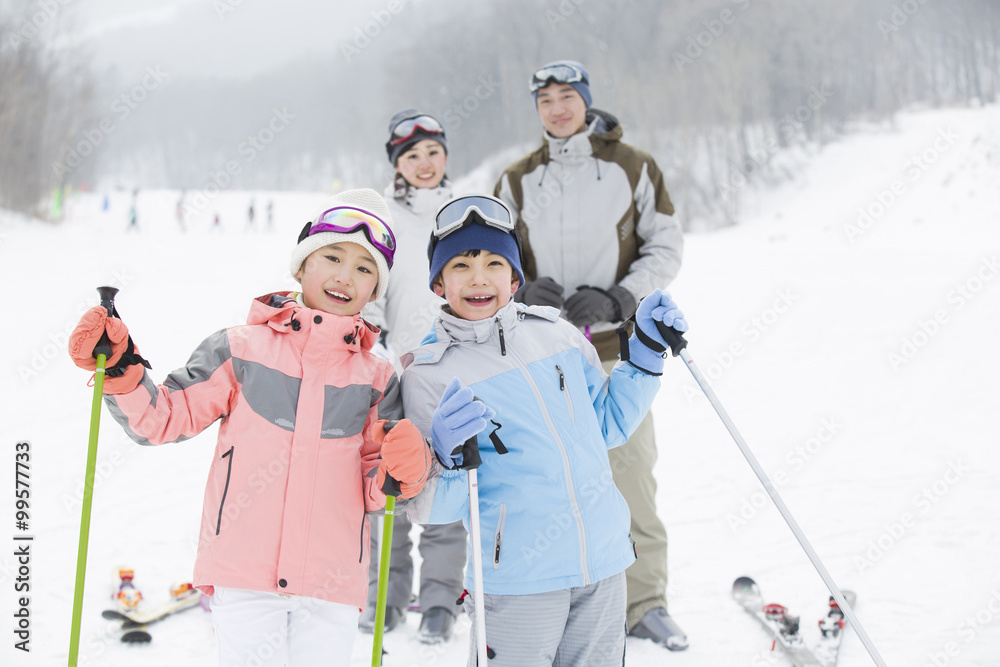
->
<box><xmin>494</xmin><ymin>59</ymin><xmax>687</xmax><ymax>651</ymax></box>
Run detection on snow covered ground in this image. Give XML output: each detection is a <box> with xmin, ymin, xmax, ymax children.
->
<box><xmin>2</xmin><ymin>103</ymin><xmax>998</xmax><ymax>666</ymax></box>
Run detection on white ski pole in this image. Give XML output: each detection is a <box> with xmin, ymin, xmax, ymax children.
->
<box><xmin>467</xmin><ymin>467</ymin><xmax>489</xmax><ymax>666</ymax></box>
<box><xmin>654</xmin><ymin>322</ymin><xmax>887</xmax><ymax>667</ymax></box>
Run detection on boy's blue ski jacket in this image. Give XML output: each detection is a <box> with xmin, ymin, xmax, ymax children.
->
<box><xmin>400</xmin><ymin>300</ymin><xmax>660</xmax><ymax>596</ymax></box>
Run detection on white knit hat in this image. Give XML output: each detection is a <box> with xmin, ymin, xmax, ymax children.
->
<box><xmin>290</xmin><ymin>188</ymin><xmax>395</xmax><ymax>301</ymax></box>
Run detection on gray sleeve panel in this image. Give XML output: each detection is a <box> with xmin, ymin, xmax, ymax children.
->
<box><xmin>321</xmin><ymin>384</ymin><xmax>382</xmax><ymax>438</ymax></box>
<box><xmin>103</xmin><ymin>372</ymin><xmax>190</xmax><ymax>447</ymax></box>
<box><xmin>376</xmin><ymin>372</ymin><xmax>403</xmax><ymax>421</ymax></box>
<box><xmin>163</xmin><ymin>329</ymin><xmax>232</xmax><ymax>393</ymax></box>
<box><xmin>231</xmin><ymin>357</ymin><xmax>300</xmax><ymax>432</ymax></box>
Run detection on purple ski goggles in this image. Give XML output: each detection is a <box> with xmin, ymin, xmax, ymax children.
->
<box><xmin>298</xmin><ymin>206</ymin><xmax>397</xmax><ymax>268</ymax></box>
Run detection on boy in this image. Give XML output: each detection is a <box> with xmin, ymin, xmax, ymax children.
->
<box><xmin>68</xmin><ymin>188</ymin><xmax>432</xmax><ymax>666</ymax></box>
<box><xmin>399</xmin><ymin>194</ymin><xmax>688</xmax><ymax>665</ymax></box>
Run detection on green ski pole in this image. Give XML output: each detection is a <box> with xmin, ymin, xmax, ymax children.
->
<box><xmin>372</xmin><ymin>420</ymin><xmax>402</xmax><ymax>667</ymax></box>
<box><xmin>68</xmin><ymin>286</ymin><xmax>118</xmax><ymax>666</ymax></box>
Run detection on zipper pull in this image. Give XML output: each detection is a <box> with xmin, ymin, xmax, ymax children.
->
<box><xmin>495</xmin><ymin>317</ymin><xmax>506</xmax><ymax>356</ymax></box>
<box><xmin>556</xmin><ymin>365</ymin><xmax>566</xmax><ymax>391</ymax></box>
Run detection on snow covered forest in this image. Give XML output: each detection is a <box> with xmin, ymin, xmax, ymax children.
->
<box><xmin>2</xmin><ymin>0</ymin><xmax>999</xmax><ymax>227</ymax></box>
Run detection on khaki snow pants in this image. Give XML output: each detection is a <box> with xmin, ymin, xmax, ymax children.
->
<box><xmin>602</xmin><ymin>358</ymin><xmax>670</xmax><ymax>630</ymax></box>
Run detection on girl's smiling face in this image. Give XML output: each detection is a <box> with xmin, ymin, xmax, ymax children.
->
<box><xmin>295</xmin><ymin>242</ymin><xmax>379</xmax><ymax>316</ymax></box>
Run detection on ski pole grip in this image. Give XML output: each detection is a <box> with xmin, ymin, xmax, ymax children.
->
<box><xmin>654</xmin><ymin>320</ymin><xmax>688</xmax><ymax>358</ymax></box>
<box><xmin>380</xmin><ymin>420</ymin><xmax>402</xmax><ymax>497</ymax></box>
<box><xmin>93</xmin><ymin>286</ymin><xmax>119</xmax><ymax>359</ymax></box>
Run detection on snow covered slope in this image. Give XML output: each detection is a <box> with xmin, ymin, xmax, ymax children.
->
<box><xmin>1</xmin><ymin>103</ymin><xmax>998</xmax><ymax>666</ymax></box>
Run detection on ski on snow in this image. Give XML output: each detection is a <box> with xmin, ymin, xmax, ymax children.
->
<box><xmin>733</xmin><ymin>576</ymin><xmax>856</xmax><ymax>667</ymax></box>
<box><xmin>103</xmin><ymin>568</ymin><xmax>203</xmax><ymax>643</ymax></box>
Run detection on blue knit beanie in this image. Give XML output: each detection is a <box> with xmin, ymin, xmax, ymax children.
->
<box><xmin>531</xmin><ymin>59</ymin><xmax>592</xmax><ymax>109</ymax></box>
<box><xmin>428</xmin><ymin>223</ymin><xmax>525</xmax><ymax>291</ymax></box>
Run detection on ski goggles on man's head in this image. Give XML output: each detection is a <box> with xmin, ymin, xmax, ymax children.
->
<box><xmin>529</xmin><ymin>63</ymin><xmax>588</xmax><ymax>93</ymax></box>
<box><xmin>388</xmin><ymin>115</ymin><xmax>445</xmax><ymax>146</ymax></box>
<box><xmin>298</xmin><ymin>206</ymin><xmax>397</xmax><ymax>267</ymax></box>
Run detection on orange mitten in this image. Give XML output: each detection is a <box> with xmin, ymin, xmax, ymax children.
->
<box><xmin>68</xmin><ymin>306</ymin><xmax>149</xmax><ymax>395</ymax></box>
<box><xmin>374</xmin><ymin>419</ymin><xmax>432</xmax><ymax>500</ymax></box>
<box><xmin>69</xmin><ymin>306</ymin><xmax>130</xmax><ymax>370</ymax></box>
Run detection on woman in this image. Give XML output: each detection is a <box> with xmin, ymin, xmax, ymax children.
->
<box><xmin>360</xmin><ymin>109</ymin><xmax>467</xmax><ymax>645</ymax></box>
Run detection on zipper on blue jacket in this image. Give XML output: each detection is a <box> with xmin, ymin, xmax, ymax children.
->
<box><xmin>556</xmin><ymin>365</ymin><xmax>575</xmax><ymax>422</ymax></box>
<box><xmin>506</xmin><ymin>346</ymin><xmax>590</xmax><ymax>585</ymax></box>
<box><xmin>495</xmin><ymin>317</ymin><xmax>506</xmax><ymax>356</ymax></box>
<box><xmin>493</xmin><ymin>504</ymin><xmax>506</xmax><ymax>569</ymax></box>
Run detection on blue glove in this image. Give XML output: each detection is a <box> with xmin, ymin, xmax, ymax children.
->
<box><xmin>626</xmin><ymin>289</ymin><xmax>688</xmax><ymax>375</ymax></box>
<box><xmin>431</xmin><ymin>378</ymin><xmax>496</xmax><ymax>469</ymax></box>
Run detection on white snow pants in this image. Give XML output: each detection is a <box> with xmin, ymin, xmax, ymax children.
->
<box><xmin>210</xmin><ymin>587</ymin><xmax>359</xmax><ymax>667</ymax></box>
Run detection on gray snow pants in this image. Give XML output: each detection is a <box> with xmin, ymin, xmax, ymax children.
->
<box><xmin>464</xmin><ymin>571</ymin><xmax>626</xmax><ymax>666</ymax></box>
<box><xmin>366</xmin><ymin>512</ymin><xmax>467</xmax><ymax>613</ymax></box>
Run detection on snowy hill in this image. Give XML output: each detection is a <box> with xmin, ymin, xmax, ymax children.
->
<box><xmin>2</xmin><ymin>103</ymin><xmax>999</xmax><ymax>666</ymax></box>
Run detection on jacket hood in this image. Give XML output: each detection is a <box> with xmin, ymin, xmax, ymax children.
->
<box><xmin>540</xmin><ymin>108</ymin><xmax>622</xmax><ymax>161</ymax></box>
<box><xmin>247</xmin><ymin>291</ymin><xmax>380</xmax><ymax>352</ymax></box>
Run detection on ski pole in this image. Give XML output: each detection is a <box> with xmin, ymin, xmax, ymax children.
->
<box><xmin>69</xmin><ymin>286</ymin><xmax>118</xmax><ymax>667</ymax></box>
<box><xmin>655</xmin><ymin>321</ymin><xmax>887</xmax><ymax>667</ymax></box>
<box><xmin>467</xmin><ymin>465</ymin><xmax>489</xmax><ymax>667</ymax></box>
<box><xmin>372</xmin><ymin>421</ymin><xmax>402</xmax><ymax>667</ymax></box>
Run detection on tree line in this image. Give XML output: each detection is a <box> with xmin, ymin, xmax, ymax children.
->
<box><xmin>2</xmin><ymin>0</ymin><xmax>997</xmax><ymax>226</ymax></box>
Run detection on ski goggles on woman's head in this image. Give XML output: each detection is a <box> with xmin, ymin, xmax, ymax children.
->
<box><xmin>433</xmin><ymin>195</ymin><xmax>514</xmax><ymax>240</ymax></box>
<box><xmin>388</xmin><ymin>115</ymin><xmax>445</xmax><ymax>146</ymax></box>
<box><xmin>298</xmin><ymin>206</ymin><xmax>396</xmax><ymax>267</ymax></box>
<box><xmin>529</xmin><ymin>63</ymin><xmax>588</xmax><ymax>92</ymax></box>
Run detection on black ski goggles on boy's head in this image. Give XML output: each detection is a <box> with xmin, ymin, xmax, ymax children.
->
<box><xmin>529</xmin><ymin>62</ymin><xmax>588</xmax><ymax>93</ymax></box>
<box><xmin>427</xmin><ymin>195</ymin><xmax>516</xmax><ymax>259</ymax></box>
<box><xmin>388</xmin><ymin>114</ymin><xmax>445</xmax><ymax>146</ymax></box>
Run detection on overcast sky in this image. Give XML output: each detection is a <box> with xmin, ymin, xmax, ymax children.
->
<box><xmin>63</xmin><ymin>0</ymin><xmax>424</xmax><ymax>81</ymax></box>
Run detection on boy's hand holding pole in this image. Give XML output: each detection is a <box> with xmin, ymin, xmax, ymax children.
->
<box><xmin>624</xmin><ymin>289</ymin><xmax>689</xmax><ymax>375</ymax></box>
<box><xmin>430</xmin><ymin>377</ymin><xmax>494</xmax><ymax>470</ymax></box>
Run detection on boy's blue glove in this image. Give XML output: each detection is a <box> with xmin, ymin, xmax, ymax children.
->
<box><xmin>626</xmin><ymin>289</ymin><xmax>688</xmax><ymax>375</ymax></box>
<box><xmin>431</xmin><ymin>377</ymin><xmax>495</xmax><ymax>470</ymax></box>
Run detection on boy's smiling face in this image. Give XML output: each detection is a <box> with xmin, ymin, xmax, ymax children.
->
<box><xmin>295</xmin><ymin>242</ymin><xmax>379</xmax><ymax>316</ymax></box>
<box><xmin>433</xmin><ymin>250</ymin><xmax>521</xmax><ymax>321</ymax></box>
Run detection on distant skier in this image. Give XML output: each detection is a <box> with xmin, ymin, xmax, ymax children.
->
<box><xmin>266</xmin><ymin>199</ymin><xmax>274</xmax><ymax>231</ymax></box>
<box><xmin>246</xmin><ymin>199</ymin><xmax>256</xmax><ymax>230</ymax></box>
